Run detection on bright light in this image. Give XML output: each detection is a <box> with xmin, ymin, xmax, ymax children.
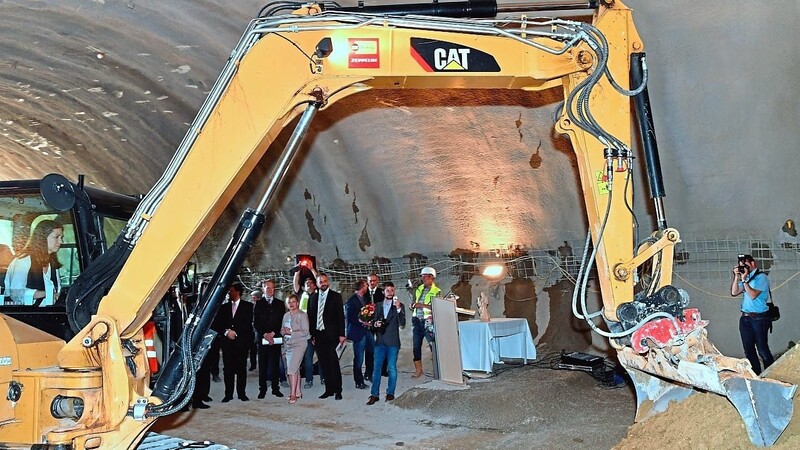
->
<box><xmin>482</xmin><ymin>264</ymin><xmax>504</xmax><ymax>280</ymax></box>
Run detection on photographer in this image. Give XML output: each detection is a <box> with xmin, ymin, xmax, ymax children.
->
<box><xmin>366</xmin><ymin>282</ymin><xmax>405</xmax><ymax>405</ymax></box>
<box><xmin>730</xmin><ymin>254</ymin><xmax>774</xmax><ymax>375</ymax></box>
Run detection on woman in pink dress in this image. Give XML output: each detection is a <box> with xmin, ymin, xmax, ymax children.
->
<box><xmin>281</xmin><ymin>294</ymin><xmax>309</xmax><ymax>403</ymax></box>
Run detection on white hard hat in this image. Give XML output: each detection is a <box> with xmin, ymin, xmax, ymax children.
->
<box><xmin>420</xmin><ymin>266</ymin><xmax>437</xmax><ymax>278</ymax></box>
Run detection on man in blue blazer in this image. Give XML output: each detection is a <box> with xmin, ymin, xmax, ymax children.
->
<box><xmin>345</xmin><ymin>279</ymin><xmax>371</xmax><ymax>390</ymax></box>
<box><xmin>366</xmin><ymin>282</ymin><xmax>406</xmax><ymax>405</ymax></box>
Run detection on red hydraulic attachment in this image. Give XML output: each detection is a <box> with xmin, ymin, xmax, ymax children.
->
<box><xmin>630</xmin><ymin>308</ymin><xmax>706</xmax><ymax>353</ymax></box>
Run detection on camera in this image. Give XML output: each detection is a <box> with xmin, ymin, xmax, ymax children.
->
<box><xmin>737</xmin><ymin>265</ymin><xmax>748</xmax><ymax>274</ymax></box>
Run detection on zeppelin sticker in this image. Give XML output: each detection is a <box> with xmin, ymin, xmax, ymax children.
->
<box><xmin>348</xmin><ymin>38</ymin><xmax>380</xmax><ymax>68</ymax></box>
<box><xmin>410</xmin><ymin>37</ymin><xmax>501</xmax><ymax>72</ymax></box>
<box><xmin>0</xmin><ymin>356</ymin><xmax>11</xmax><ymax>366</ymax></box>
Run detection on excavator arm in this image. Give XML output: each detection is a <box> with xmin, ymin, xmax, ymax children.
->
<box><xmin>0</xmin><ymin>1</ymin><xmax>794</xmax><ymax>448</ymax></box>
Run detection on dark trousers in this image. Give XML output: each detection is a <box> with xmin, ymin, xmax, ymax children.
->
<box><xmin>412</xmin><ymin>316</ymin><xmax>433</xmax><ymax>361</ymax></box>
<box><xmin>352</xmin><ymin>334</ymin><xmax>367</xmax><ymax>386</ymax></box>
<box><xmin>221</xmin><ymin>344</ymin><xmax>248</xmax><ymax>398</ymax></box>
<box><xmin>209</xmin><ymin>337</ymin><xmax>221</xmax><ymax>378</ymax></box>
<box><xmin>364</xmin><ymin>333</ymin><xmax>375</xmax><ymax>380</ymax></box>
<box><xmin>249</xmin><ymin>333</ymin><xmax>258</xmax><ymax>369</ymax></box>
<box><xmin>193</xmin><ymin>351</ymin><xmax>212</xmax><ymax>406</ymax></box>
<box><xmin>278</xmin><ymin>354</ymin><xmax>287</xmax><ymax>382</ymax></box>
<box><xmin>739</xmin><ymin>314</ymin><xmax>774</xmax><ymax>375</ymax></box>
<box><xmin>303</xmin><ymin>338</ymin><xmax>322</xmax><ymax>382</ymax></box>
<box><xmin>258</xmin><ymin>343</ymin><xmax>282</xmax><ymax>393</ymax></box>
<box><xmin>315</xmin><ymin>333</ymin><xmax>342</xmax><ymax>395</ymax></box>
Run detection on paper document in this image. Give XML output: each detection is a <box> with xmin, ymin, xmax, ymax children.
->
<box><xmin>262</xmin><ymin>337</ymin><xmax>283</xmax><ymax>345</ymax></box>
<box><xmin>336</xmin><ymin>342</ymin><xmax>347</xmax><ymax>360</ymax></box>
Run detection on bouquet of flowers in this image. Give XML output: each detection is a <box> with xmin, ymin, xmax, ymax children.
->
<box><xmin>359</xmin><ymin>303</ymin><xmax>375</xmax><ymax>327</ymax></box>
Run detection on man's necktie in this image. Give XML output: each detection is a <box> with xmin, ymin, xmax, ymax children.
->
<box><xmin>316</xmin><ymin>293</ymin><xmax>326</xmax><ymax>331</ymax></box>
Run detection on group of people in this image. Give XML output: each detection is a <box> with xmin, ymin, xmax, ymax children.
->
<box><xmin>2</xmin><ymin>220</ymin><xmax>780</xmax><ymax>412</ymax></box>
<box><xmin>193</xmin><ymin>264</ymin><xmax>443</xmax><ymax>409</ymax></box>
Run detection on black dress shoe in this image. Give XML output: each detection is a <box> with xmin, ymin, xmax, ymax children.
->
<box><xmin>249</xmin><ymin>365</ymin><xmax>257</xmax><ymax>371</ymax></box>
<box><xmin>273</xmin><ymin>391</ymin><xmax>284</xmax><ymax>398</ymax></box>
<box><xmin>366</xmin><ymin>396</ymin><xmax>379</xmax><ymax>405</ymax></box>
<box><xmin>257</xmin><ymin>391</ymin><xmax>266</xmax><ymax>399</ymax></box>
<box><xmin>212</xmin><ymin>375</ymin><xmax>221</xmax><ymax>383</ymax></box>
<box><xmin>355</xmin><ymin>383</ymin><xmax>368</xmax><ymax>390</ymax></box>
<box><xmin>180</xmin><ymin>404</ymin><xmax>190</xmax><ymax>412</ymax></box>
<box><xmin>192</xmin><ymin>402</ymin><xmax>210</xmax><ymax>409</ymax></box>
<box><xmin>319</xmin><ymin>392</ymin><xmax>333</xmax><ymax>399</ymax></box>
<box><xmin>335</xmin><ymin>393</ymin><xmax>343</xmax><ymax>400</ymax></box>
<box><xmin>364</xmin><ymin>376</ymin><xmax>372</xmax><ymax>382</ymax></box>
<box><xmin>204</xmin><ymin>396</ymin><xmax>213</xmax><ymax>402</ymax></box>
<box><xmin>221</xmin><ymin>396</ymin><xmax>233</xmax><ymax>403</ymax></box>
<box><xmin>385</xmin><ymin>394</ymin><xmax>395</xmax><ymax>402</ymax></box>
<box><xmin>239</xmin><ymin>395</ymin><xmax>250</xmax><ymax>401</ymax></box>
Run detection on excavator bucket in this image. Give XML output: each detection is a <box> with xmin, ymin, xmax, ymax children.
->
<box><xmin>616</xmin><ymin>308</ymin><xmax>796</xmax><ymax>447</ymax></box>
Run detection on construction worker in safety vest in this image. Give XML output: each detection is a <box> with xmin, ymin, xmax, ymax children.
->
<box><xmin>410</xmin><ymin>266</ymin><xmax>441</xmax><ymax>378</ymax></box>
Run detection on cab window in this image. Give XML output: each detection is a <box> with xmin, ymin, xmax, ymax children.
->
<box><xmin>0</xmin><ymin>193</ymin><xmax>78</xmax><ymax>305</ymax></box>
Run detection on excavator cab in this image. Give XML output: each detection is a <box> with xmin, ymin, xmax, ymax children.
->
<box><xmin>0</xmin><ymin>175</ymin><xmax>184</xmax><ymax>383</ymax></box>
<box><xmin>0</xmin><ymin>175</ymin><xmax>135</xmax><ymax>339</ymax></box>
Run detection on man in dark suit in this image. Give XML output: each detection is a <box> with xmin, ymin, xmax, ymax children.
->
<box><xmin>254</xmin><ymin>279</ymin><xmax>285</xmax><ymax>399</ymax></box>
<box><xmin>307</xmin><ymin>273</ymin><xmax>345</xmax><ymax>400</ymax></box>
<box><xmin>214</xmin><ymin>282</ymin><xmax>253</xmax><ymax>402</ymax></box>
<box><xmin>367</xmin><ymin>282</ymin><xmax>406</xmax><ymax>405</ymax></box>
<box><xmin>364</xmin><ymin>272</ymin><xmax>384</xmax><ymax>381</ymax></box>
<box><xmin>345</xmin><ymin>280</ymin><xmax>370</xmax><ymax>390</ymax></box>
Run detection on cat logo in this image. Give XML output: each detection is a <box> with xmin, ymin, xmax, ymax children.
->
<box><xmin>410</xmin><ymin>37</ymin><xmax>500</xmax><ymax>72</ymax></box>
<box><xmin>435</xmin><ymin>48</ymin><xmax>471</xmax><ymax>70</ymax></box>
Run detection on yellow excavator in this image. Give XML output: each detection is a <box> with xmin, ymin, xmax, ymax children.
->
<box><xmin>0</xmin><ymin>1</ymin><xmax>795</xmax><ymax>448</ymax></box>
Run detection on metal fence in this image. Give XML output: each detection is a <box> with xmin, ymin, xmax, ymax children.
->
<box><xmin>226</xmin><ymin>234</ymin><xmax>800</xmax><ymax>294</ymax></box>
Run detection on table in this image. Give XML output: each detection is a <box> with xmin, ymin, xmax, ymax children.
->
<box><xmin>458</xmin><ymin>318</ymin><xmax>537</xmax><ymax>373</ymax></box>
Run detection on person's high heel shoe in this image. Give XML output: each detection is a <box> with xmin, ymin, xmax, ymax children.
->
<box><xmin>288</xmin><ymin>396</ymin><xmax>297</xmax><ymax>404</ymax></box>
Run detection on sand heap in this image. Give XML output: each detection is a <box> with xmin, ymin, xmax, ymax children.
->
<box><xmin>615</xmin><ymin>345</ymin><xmax>800</xmax><ymax>450</ymax></box>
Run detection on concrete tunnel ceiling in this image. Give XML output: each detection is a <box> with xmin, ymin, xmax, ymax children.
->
<box><xmin>1</xmin><ymin>0</ymin><xmax>799</xmax><ymax>271</ymax></box>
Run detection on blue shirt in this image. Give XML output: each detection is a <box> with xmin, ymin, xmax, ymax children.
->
<box><xmin>739</xmin><ymin>271</ymin><xmax>770</xmax><ymax>313</ymax></box>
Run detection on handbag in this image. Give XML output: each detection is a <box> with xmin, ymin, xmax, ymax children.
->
<box><xmin>767</xmin><ymin>303</ymin><xmax>780</xmax><ymax>322</ymax></box>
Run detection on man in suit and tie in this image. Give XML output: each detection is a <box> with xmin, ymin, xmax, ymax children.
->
<box><xmin>366</xmin><ymin>282</ymin><xmax>406</xmax><ymax>405</ymax></box>
<box><xmin>345</xmin><ymin>280</ymin><xmax>370</xmax><ymax>390</ymax></box>
<box><xmin>363</xmin><ymin>273</ymin><xmax>383</xmax><ymax>381</ymax></box>
<box><xmin>307</xmin><ymin>273</ymin><xmax>345</xmax><ymax>400</ymax></box>
<box><xmin>254</xmin><ymin>279</ymin><xmax>285</xmax><ymax>399</ymax></box>
<box><xmin>215</xmin><ymin>282</ymin><xmax>254</xmax><ymax>402</ymax></box>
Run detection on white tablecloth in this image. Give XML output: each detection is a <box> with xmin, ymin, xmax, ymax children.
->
<box><xmin>458</xmin><ymin>318</ymin><xmax>537</xmax><ymax>373</ymax></box>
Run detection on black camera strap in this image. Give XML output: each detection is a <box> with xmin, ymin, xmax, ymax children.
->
<box><xmin>749</xmin><ymin>269</ymin><xmax>774</xmax><ymax>304</ymax></box>
<box><xmin>750</xmin><ymin>269</ymin><xmax>779</xmax><ymax>333</ymax></box>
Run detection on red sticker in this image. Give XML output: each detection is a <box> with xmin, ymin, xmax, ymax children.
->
<box><xmin>348</xmin><ymin>38</ymin><xmax>380</xmax><ymax>68</ymax></box>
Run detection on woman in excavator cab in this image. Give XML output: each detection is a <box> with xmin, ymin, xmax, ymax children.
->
<box><xmin>3</xmin><ymin>219</ymin><xmax>63</xmax><ymax>306</ymax></box>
